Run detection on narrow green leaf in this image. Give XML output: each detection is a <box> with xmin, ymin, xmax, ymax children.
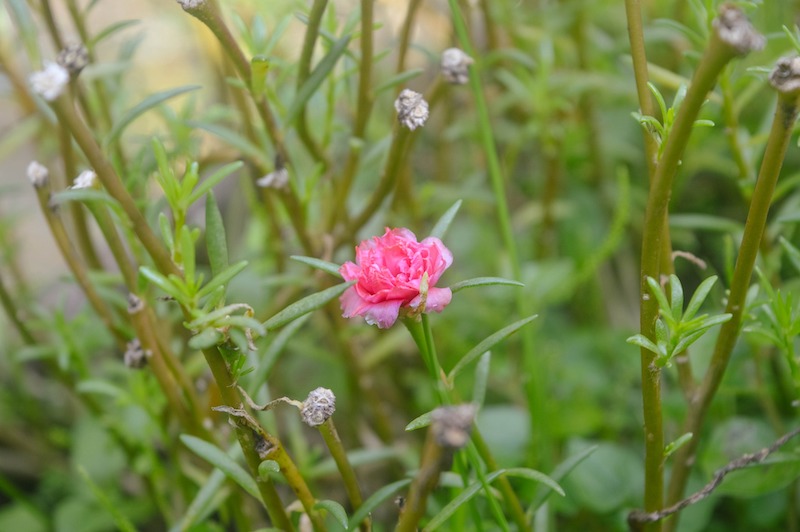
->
<box><xmin>315</xmin><ymin>500</ymin><xmax>349</xmax><ymax>530</ymax></box>
<box><xmin>669</xmin><ymin>274</ymin><xmax>684</xmax><ymax>321</ymax></box>
<box><xmin>188</xmin><ymin>161</ymin><xmax>244</xmax><ymax>206</ymax></box>
<box><xmin>106</xmin><ymin>86</ymin><xmax>201</xmax><ymax>146</ymax></box>
<box><xmin>159</xmin><ymin>212</ymin><xmax>175</xmax><ymax>254</ymax></box>
<box><xmin>89</xmin><ymin>19</ymin><xmax>140</xmax><ymax>47</ymax></box>
<box><xmin>430</xmin><ymin>200</ymin><xmax>462</xmax><ymax>240</ymax></box>
<box><xmin>683</xmin><ymin>275</ymin><xmax>719</xmax><ymax>321</ymax></box>
<box><xmin>172</xmin><ymin>468</ymin><xmax>227</xmax><ymax>532</ymax></box>
<box><xmin>185</xmin><ymin>303</ymin><xmax>256</xmax><ymax>330</ymax></box>
<box><xmin>180</xmin><ymin>162</ymin><xmax>200</xmax><ymax>199</ymax></box>
<box><xmin>626</xmin><ymin>334</ymin><xmax>660</xmax><ymax>355</ymax></box>
<box><xmin>139</xmin><ymin>266</ymin><xmax>184</xmax><ymax>300</ymax></box>
<box><xmin>251</xmin><ymin>55</ymin><xmax>270</xmax><ymax>95</ymax></box>
<box><xmin>405</xmin><ymin>411</ymin><xmax>433</xmax><ymax>431</ymax></box>
<box><xmin>197</xmin><ymin>261</ymin><xmax>248</xmax><ymax>300</ymax></box>
<box><xmin>263</xmin><ymin>281</ymin><xmax>355</xmax><ymax>330</ymax></box>
<box><xmin>188</xmin><ymin>328</ymin><xmax>223</xmax><ymax>350</ymax></box>
<box><xmin>664</xmin><ymin>433</ymin><xmax>693</xmax><ymax>459</ymax></box>
<box><xmin>347</xmin><ymin>479</ymin><xmax>412</xmax><ymax>530</ymax></box>
<box><xmin>77</xmin><ymin>466</ymin><xmax>137</xmax><ymax>532</ymax></box>
<box><xmin>426</xmin><ymin>468</ymin><xmax>563</xmax><ymax>530</ymax></box>
<box><xmin>531</xmin><ymin>445</ymin><xmax>598</xmax><ymax>512</ymax></box>
<box><xmin>286</xmin><ymin>34</ymin><xmax>351</xmax><ymax>124</ymax></box>
<box><xmin>180</xmin><ymin>435</ymin><xmax>260</xmax><ymax>500</ymax></box>
<box><xmin>205</xmin><ymin>193</ymin><xmax>229</xmax><ymax>277</ymax></box>
<box><xmin>179</xmin><ymin>226</ymin><xmax>196</xmax><ymax>291</ymax></box>
<box><xmin>447</xmin><ymin>315</ymin><xmax>537</xmax><ymax>384</ymax></box>
<box><xmin>646</xmin><ymin>277</ymin><xmax>671</xmax><ymax>315</ymax></box>
<box><xmin>188</xmin><ymin>121</ymin><xmax>271</xmax><ymax>168</ymax></box>
<box><xmin>50</xmin><ymin>189</ymin><xmax>123</xmax><ymax>213</ymax></box>
<box><xmin>290</xmin><ymin>255</ymin><xmax>343</xmax><ymax>278</ymax></box>
<box><xmin>450</xmin><ymin>277</ymin><xmax>524</xmax><ymax>293</ymax></box>
<box><xmin>473</xmin><ymin>352</ymin><xmax>491</xmax><ymax>409</ymax></box>
<box><xmin>375</xmin><ymin>68</ymin><xmax>425</xmax><ymax>94</ymax></box>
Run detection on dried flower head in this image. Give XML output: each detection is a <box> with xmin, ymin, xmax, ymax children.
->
<box><xmin>301</xmin><ymin>387</ymin><xmax>336</xmax><ymax>426</ymax></box>
<box><xmin>124</xmin><ymin>338</ymin><xmax>149</xmax><ymax>369</ymax></box>
<box><xmin>256</xmin><ymin>167</ymin><xmax>289</xmax><ymax>190</ymax></box>
<box><xmin>713</xmin><ymin>4</ymin><xmax>765</xmax><ymax>55</ymax></box>
<box><xmin>441</xmin><ymin>48</ymin><xmax>474</xmax><ymax>85</ymax></box>
<box><xmin>26</xmin><ymin>161</ymin><xmax>49</xmax><ymax>188</ymax></box>
<box><xmin>394</xmin><ymin>89</ymin><xmax>429</xmax><ymax>130</ymax></box>
<box><xmin>71</xmin><ymin>170</ymin><xmax>97</xmax><ymax>190</ymax></box>
<box><xmin>57</xmin><ymin>43</ymin><xmax>89</xmax><ymax>75</ymax></box>
<box><xmin>431</xmin><ymin>404</ymin><xmax>477</xmax><ymax>449</ymax></box>
<box><xmin>769</xmin><ymin>56</ymin><xmax>800</xmax><ymax>95</ymax></box>
<box><xmin>29</xmin><ymin>62</ymin><xmax>70</xmax><ymax>101</ymax></box>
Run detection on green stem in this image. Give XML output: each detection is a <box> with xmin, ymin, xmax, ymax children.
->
<box><xmin>665</xmin><ymin>69</ymin><xmax>800</xmax><ymax>532</ymax></box>
<box><xmin>295</xmin><ymin>0</ymin><xmax>331</xmax><ymax>170</ymax></box>
<box><xmin>50</xmin><ymin>98</ymin><xmax>180</xmax><ymax>278</ymax></box>
<box><xmin>395</xmin><ymin>422</ymin><xmax>447</xmax><ymax>532</ymax></box>
<box><xmin>202</xmin><ymin>348</ymin><xmax>296</xmax><ymax>531</ymax></box>
<box><xmin>32</xmin><ymin>182</ymin><xmax>127</xmax><ymax>346</ymax></box>
<box><xmin>637</xmin><ymin>18</ymin><xmax>754</xmax><ymax>527</ymax></box>
<box><xmin>318</xmin><ymin>418</ymin><xmax>369</xmax><ymax>531</ymax></box>
<box><xmin>0</xmin><ymin>271</ymin><xmax>35</xmax><ymax>344</ymax></box>
<box><xmin>330</xmin><ymin>0</ymin><xmax>375</xmax><ymax>227</ymax></box>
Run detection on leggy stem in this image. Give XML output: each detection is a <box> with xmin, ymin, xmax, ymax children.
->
<box><xmin>32</xmin><ymin>182</ymin><xmax>127</xmax><ymax>346</ymax></box>
<box><xmin>49</xmin><ymin>98</ymin><xmax>179</xmax><ymax>278</ymax></box>
<box><xmin>318</xmin><ymin>418</ymin><xmax>369</xmax><ymax>532</ymax></box>
<box><xmin>635</xmin><ymin>10</ymin><xmax>761</xmax><ymax>527</ymax></box>
<box><xmin>664</xmin><ymin>58</ymin><xmax>800</xmax><ymax>532</ymax></box>
<box><xmin>395</xmin><ymin>422</ymin><xmax>448</xmax><ymax>532</ymax></box>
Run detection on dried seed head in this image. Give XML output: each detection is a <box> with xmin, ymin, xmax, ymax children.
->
<box><xmin>441</xmin><ymin>48</ymin><xmax>474</xmax><ymax>85</ymax></box>
<box><xmin>57</xmin><ymin>43</ymin><xmax>89</xmax><ymax>75</ymax></box>
<box><xmin>713</xmin><ymin>4</ymin><xmax>765</xmax><ymax>55</ymax></box>
<box><xmin>71</xmin><ymin>170</ymin><xmax>97</xmax><ymax>190</ymax></box>
<box><xmin>301</xmin><ymin>387</ymin><xmax>336</xmax><ymax>426</ymax></box>
<box><xmin>26</xmin><ymin>161</ymin><xmax>49</xmax><ymax>188</ymax></box>
<box><xmin>127</xmin><ymin>293</ymin><xmax>144</xmax><ymax>314</ymax></box>
<box><xmin>769</xmin><ymin>56</ymin><xmax>800</xmax><ymax>95</ymax></box>
<box><xmin>124</xmin><ymin>338</ymin><xmax>149</xmax><ymax>369</ymax></box>
<box><xmin>256</xmin><ymin>167</ymin><xmax>289</xmax><ymax>190</ymax></box>
<box><xmin>177</xmin><ymin>0</ymin><xmax>205</xmax><ymax>10</ymax></box>
<box><xmin>394</xmin><ymin>89</ymin><xmax>429</xmax><ymax>131</ymax></box>
<box><xmin>430</xmin><ymin>404</ymin><xmax>476</xmax><ymax>449</ymax></box>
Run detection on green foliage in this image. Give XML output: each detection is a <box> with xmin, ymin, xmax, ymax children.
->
<box><xmin>4</xmin><ymin>0</ymin><xmax>800</xmax><ymax>530</ymax></box>
<box><xmin>627</xmin><ymin>275</ymin><xmax>731</xmax><ymax>367</ymax></box>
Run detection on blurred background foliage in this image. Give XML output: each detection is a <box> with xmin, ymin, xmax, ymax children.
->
<box><xmin>1</xmin><ymin>0</ymin><xmax>800</xmax><ymax>530</ymax></box>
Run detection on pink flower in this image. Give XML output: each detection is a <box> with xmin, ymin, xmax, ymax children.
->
<box><xmin>339</xmin><ymin>228</ymin><xmax>453</xmax><ymax>328</ymax></box>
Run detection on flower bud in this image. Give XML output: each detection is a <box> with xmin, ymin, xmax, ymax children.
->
<box><xmin>57</xmin><ymin>43</ymin><xmax>89</xmax><ymax>75</ymax></box>
<box><xmin>301</xmin><ymin>387</ymin><xmax>336</xmax><ymax>426</ymax></box>
<box><xmin>256</xmin><ymin>167</ymin><xmax>289</xmax><ymax>190</ymax></box>
<box><xmin>430</xmin><ymin>404</ymin><xmax>476</xmax><ymax>449</ymax></box>
<box><xmin>71</xmin><ymin>170</ymin><xmax>97</xmax><ymax>190</ymax></box>
<box><xmin>29</xmin><ymin>62</ymin><xmax>70</xmax><ymax>101</ymax></box>
<box><xmin>394</xmin><ymin>89</ymin><xmax>429</xmax><ymax>131</ymax></box>
<box><xmin>26</xmin><ymin>161</ymin><xmax>49</xmax><ymax>188</ymax></box>
<box><xmin>177</xmin><ymin>0</ymin><xmax>205</xmax><ymax>10</ymax></box>
<box><xmin>441</xmin><ymin>48</ymin><xmax>473</xmax><ymax>85</ymax></box>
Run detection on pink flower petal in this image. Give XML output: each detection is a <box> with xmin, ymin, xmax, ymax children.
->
<box><xmin>425</xmin><ymin>287</ymin><xmax>452</xmax><ymax>313</ymax></box>
<box><xmin>363</xmin><ymin>299</ymin><xmax>404</xmax><ymax>329</ymax></box>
